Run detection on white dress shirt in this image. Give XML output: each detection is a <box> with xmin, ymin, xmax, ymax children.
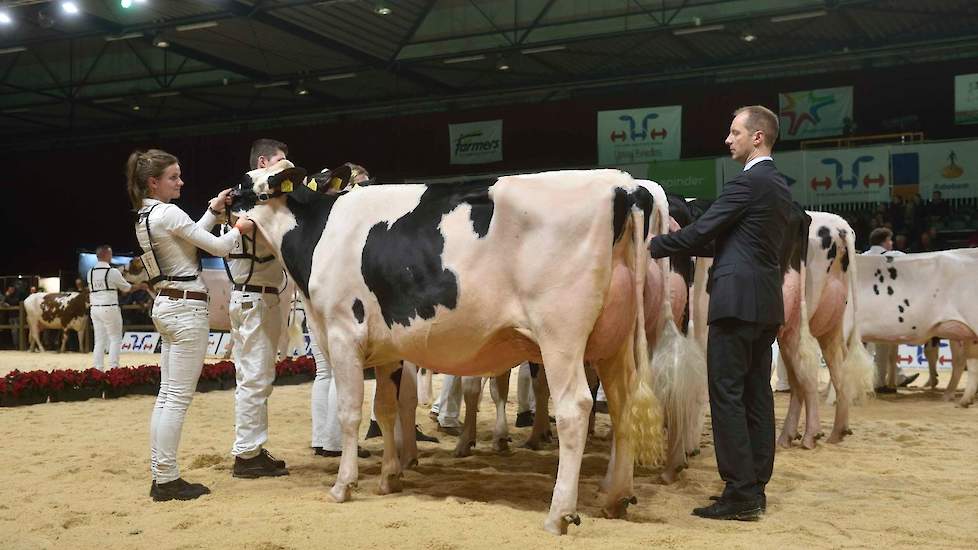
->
<box><xmin>137</xmin><ymin>198</ymin><xmax>241</xmax><ymax>293</ymax></box>
<box><xmin>88</xmin><ymin>261</ymin><xmax>132</xmax><ymax>306</ymax></box>
<box><xmin>744</xmin><ymin>155</ymin><xmax>773</xmax><ymax>171</ymax></box>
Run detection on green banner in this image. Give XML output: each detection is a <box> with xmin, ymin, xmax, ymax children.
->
<box><xmin>647</xmin><ymin>159</ymin><xmax>717</xmax><ymax>199</ymax></box>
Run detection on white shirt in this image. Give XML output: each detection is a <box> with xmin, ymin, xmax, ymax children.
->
<box><xmin>744</xmin><ymin>155</ymin><xmax>773</xmax><ymax>172</ymax></box>
<box><xmin>88</xmin><ymin>261</ymin><xmax>132</xmax><ymax>306</ymax></box>
<box><xmin>136</xmin><ymin>199</ymin><xmax>241</xmax><ymax>293</ymax></box>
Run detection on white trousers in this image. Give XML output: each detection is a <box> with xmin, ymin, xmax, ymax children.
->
<box><xmin>430</xmin><ymin>374</ymin><xmax>462</xmax><ymax>427</ymax></box>
<box><xmin>517</xmin><ymin>362</ymin><xmax>536</xmax><ymax>413</ymax></box>
<box><xmin>310</xmin><ymin>336</ymin><xmax>342</xmax><ymax>451</ymax></box>
<box><xmin>150</xmin><ymin>296</ymin><xmax>209</xmax><ymax>483</ymax></box>
<box><xmin>91</xmin><ymin>305</ymin><xmax>123</xmax><ymax>371</ymax></box>
<box><xmin>230</xmin><ymin>291</ymin><xmax>282</xmax><ymax>459</ymax></box>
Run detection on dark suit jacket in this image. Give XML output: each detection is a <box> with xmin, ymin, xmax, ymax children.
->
<box><xmin>650</xmin><ymin>160</ymin><xmax>791</xmax><ymax>325</ymax></box>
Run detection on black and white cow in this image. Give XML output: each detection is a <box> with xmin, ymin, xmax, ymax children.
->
<box><xmin>855</xmin><ymin>248</ymin><xmax>978</xmax><ymax>406</ymax></box>
<box><xmin>234</xmin><ymin>161</ymin><xmax>674</xmax><ymax>535</ymax></box>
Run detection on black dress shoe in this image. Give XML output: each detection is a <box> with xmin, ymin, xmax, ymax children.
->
<box><xmin>437</xmin><ymin>424</ymin><xmax>461</xmax><ymax>436</ymax></box>
<box><xmin>233</xmin><ymin>449</ymin><xmax>289</xmax><ymax>478</ymax></box>
<box><xmin>515</xmin><ymin>411</ymin><xmax>534</xmax><ymax>428</ymax></box>
<box><xmin>365</xmin><ymin>419</ymin><xmax>382</xmax><ymax>439</ymax></box>
<box><xmin>875</xmin><ymin>386</ymin><xmax>897</xmax><ymax>394</ymax></box>
<box><xmin>314</xmin><ymin>446</ymin><xmax>370</xmax><ymax>458</ymax></box>
<box><xmin>710</xmin><ymin>494</ymin><xmax>766</xmax><ymax>512</ymax></box>
<box><xmin>151</xmin><ymin>478</ymin><xmax>211</xmax><ymax>502</ymax></box>
<box><xmin>415</xmin><ymin>425</ymin><xmax>440</xmax><ymax>443</ymax></box>
<box><xmin>898</xmin><ymin>372</ymin><xmax>920</xmax><ymax>387</ymax></box>
<box><xmin>693</xmin><ymin>498</ymin><xmax>763</xmax><ymax>521</ymax></box>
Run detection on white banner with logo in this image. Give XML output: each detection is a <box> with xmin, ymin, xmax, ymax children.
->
<box><xmin>598</xmin><ymin>105</ymin><xmax>682</xmax><ymax>164</ymax></box>
<box><xmin>120</xmin><ymin>332</ymin><xmax>161</xmax><ymax>353</ymax></box>
<box><xmin>449</xmin><ymin>119</ymin><xmax>503</xmax><ymax>164</ymax></box>
<box><xmin>915</xmin><ymin>140</ymin><xmax>978</xmax><ymax>199</ymax></box>
<box><xmin>804</xmin><ymin>146</ymin><xmax>890</xmax><ymax>204</ymax></box>
<box><xmin>778</xmin><ymin>86</ymin><xmax>853</xmax><ymax>141</ymax></box>
<box><xmin>718</xmin><ymin>151</ymin><xmax>806</xmax><ymax>204</ymax></box>
<box><xmin>894</xmin><ymin>342</ymin><xmax>954</xmax><ymax>370</ymax></box>
<box><xmin>954</xmin><ymin>73</ymin><xmax>978</xmax><ymax>125</ymax></box>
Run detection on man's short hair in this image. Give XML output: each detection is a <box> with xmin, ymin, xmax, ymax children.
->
<box><xmin>95</xmin><ymin>244</ymin><xmax>112</xmax><ymax>257</ymax></box>
<box><xmin>733</xmin><ymin>105</ymin><xmax>779</xmax><ymax>148</ymax></box>
<box><xmin>249</xmin><ymin>138</ymin><xmax>288</xmax><ymax>169</ymax></box>
<box><xmin>869</xmin><ymin>227</ymin><xmax>892</xmax><ymax>247</ymax></box>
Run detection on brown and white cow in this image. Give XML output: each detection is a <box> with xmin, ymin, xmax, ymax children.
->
<box><xmin>23</xmin><ymin>291</ymin><xmax>90</xmax><ymax>353</ymax></box>
<box><xmin>855</xmin><ymin>248</ymin><xmax>978</xmax><ymax>406</ymax></box>
<box><xmin>234</xmin><ymin>161</ymin><xmax>672</xmax><ymax>534</ymax></box>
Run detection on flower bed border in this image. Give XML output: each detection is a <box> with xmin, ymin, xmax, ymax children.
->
<box><xmin>0</xmin><ymin>356</ymin><xmax>317</xmax><ymax>407</ymax></box>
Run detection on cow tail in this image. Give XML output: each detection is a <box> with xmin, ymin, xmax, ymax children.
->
<box><xmin>622</xmin><ymin>206</ymin><xmax>666</xmax><ymax>468</ymax></box>
<box><xmin>841</xmin><ymin>230</ymin><xmax>876</xmax><ymax>404</ymax></box>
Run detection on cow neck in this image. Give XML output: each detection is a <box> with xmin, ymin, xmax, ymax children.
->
<box><xmin>272</xmin><ymin>193</ymin><xmax>339</xmax><ymax>300</ymax></box>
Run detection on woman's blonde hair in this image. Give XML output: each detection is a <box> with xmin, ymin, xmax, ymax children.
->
<box><xmin>126</xmin><ymin>149</ymin><xmax>178</xmax><ymax>210</ymax></box>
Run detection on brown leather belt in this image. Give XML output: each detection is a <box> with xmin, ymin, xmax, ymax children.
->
<box><xmin>233</xmin><ymin>284</ymin><xmax>278</xmax><ymax>294</ymax></box>
<box><xmin>159</xmin><ymin>288</ymin><xmax>208</xmax><ymax>301</ymax></box>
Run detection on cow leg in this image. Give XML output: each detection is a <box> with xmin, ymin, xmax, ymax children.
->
<box><xmin>782</xmin><ymin>327</ymin><xmax>822</xmax><ymax>449</ymax></box>
<box><xmin>524</xmin><ymin>363</ymin><xmax>553</xmax><ymax>449</ymax></box>
<box><xmin>540</xmin><ymin>349</ymin><xmax>591</xmax><ymax>536</ymax></box>
<box><xmin>924</xmin><ymin>340</ymin><xmax>940</xmax><ymax>389</ymax></box>
<box><xmin>818</xmin><ymin>327</ymin><xmax>850</xmax><ymax>444</ymax></box>
<box><xmin>584</xmin><ymin>363</ymin><xmax>599</xmax><ymax>437</ymax></box>
<box><xmin>595</xmin><ymin>355</ymin><xmax>636</xmax><ymax>519</ymax></box>
<box><xmin>454</xmin><ymin>376</ymin><xmax>483</xmax><ymax>457</ymax></box>
<box><xmin>395</xmin><ymin>362</ymin><xmax>419</xmax><ymax>469</ymax></box>
<box><xmin>374</xmin><ymin>362</ymin><xmax>404</xmax><ymax>494</ymax></box>
<box><xmin>416</xmin><ymin>366</ymin><xmax>433</xmax><ymax>407</ymax></box>
<box><xmin>30</xmin><ymin>323</ymin><xmax>44</xmax><ymax>352</ymax></box>
<box><xmin>489</xmin><ymin>371</ymin><xmax>511</xmax><ymax>452</ymax></box>
<box><xmin>958</xmin><ymin>356</ymin><xmax>978</xmax><ymax>408</ymax></box>
<box><xmin>944</xmin><ymin>341</ymin><xmax>966</xmax><ymax>402</ymax></box>
<box><xmin>324</xmin><ymin>334</ymin><xmax>365</xmax><ymax>504</ymax></box>
<box><xmin>58</xmin><ymin>329</ymin><xmax>68</xmax><ymax>353</ymax></box>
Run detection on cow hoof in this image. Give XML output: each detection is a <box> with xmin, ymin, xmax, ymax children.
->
<box><xmin>523</xmin><ymin>438</ymin><xmax>545</xmax><ymax>451</ymax></box>
<box><xmin>453</xmin><ymin>443</ymin><xmax>473</xmax><ymax>458</ymax></box>
<box><xmin>377</xmin><ymin>473</ymin><xmax>403</xmax><ymax>495</ymax></box>
<box><xmin>492</xmin><ymin>437</ymin><xmax>511</xmax><ymax>453</ymax></box>
<box><xmin>329</xmin><ymin>483</ymin><xmax>353</xmax><ymax>503</ymax></box>
<box><xmin>843</xmin><ymin>428</ymin><xmax>854</xmax><ymax>436</ymax></box>
<box><xmin>660</xmin><ymin>469</ymin><xmax>679</xmax><ymax>485</ymax></box>
<box><xmin>956</xmin><ymin>400</ymin><xmax>972</xmax><ymax>408</ymax></box>
<box><xmin>686</xmin><ymin>448</ymin><xmax>701</xmax><ymax>458</ymax></box>
<box><xmin>814</xmin><ymin>432</ymin><xmax>825</xmax><ymax>441</ymax></box>
<box><xmin>603</xmin><ymin>496</ymin><xmax>636</xmax><ymax>519</ymax></box>
<box><xmin>563</xmin><ymin>513</ymin><xmax>582</xmax><ymax>527</ymax></box>
<box><xmin>402</xmin><ymin>458</ymin><xmax>419</xmax><ymax>470</ymax></box>
<box><xmin>801</xmin><ymin>436</ymin><xmax>817</xmax><ymax>450</ymax></box>
<box><xmin>827</xmin><ymin>432</ymin><xmax>845</xmax><ymax>444</ymax></box>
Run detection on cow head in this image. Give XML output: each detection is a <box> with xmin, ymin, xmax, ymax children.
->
<box><xmin>230</xmin><ymin>159</ymin><xmax>363</xmax><ymax>214</ymax></box>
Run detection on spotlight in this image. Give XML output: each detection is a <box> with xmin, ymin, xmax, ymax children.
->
<box><xmin>294</xmin><ymin>80</ymin><xmax>309</xmax><ymax>96</ymax></box>
<box><xmin>121</xmin><ymin>0</ymin><xmax>133</xmax><ymax>7</ymax></box>
<box><xmin>496</xmin><ymin>57</ymin><xmax>510</xmax><ymax>71</ymax></box>
<box><xmin>152</xmin><ymin>34</ymin><xmax>169</xmax><ymax>48</ymax></box>
<box><xmin>375</xmin><ymin>5</ymin><xmax>392</xmax><ymax>16</ymax></box>
<box><xmin>132</xmin><ymin>104</ymin><xmax>141</xmax><ymax>111</ymax></box>
<box><xmin>0</xmin><ymin>12</ymin><xmax>12</xmax><ymax>25</ymax></box>
<box><xmin>741</xmin><ymin>32</ymin><xmax>757</xmax><ymax>42</ymax></box>
<box><xmin>61</xmin><ymin>2</ymin><xmax>80</xmax><ymax>15</ymax></box>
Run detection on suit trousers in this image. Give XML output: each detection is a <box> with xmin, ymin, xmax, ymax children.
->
<box><xmin>707</xmin><ymin>318</ymin><xmax>779</xmax><ymax>502</ymax></box>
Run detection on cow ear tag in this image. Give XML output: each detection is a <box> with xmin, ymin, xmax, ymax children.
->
<box><xmin>280</xmin><ymin>179</ymin><xmax>293</xmax><ymax>193</ymax></box>
<box><xmin>305</xmin><ymin>177</ymin><xmax>318</xmax><ymax>192</ymax></box>
<box><xmin>330</xmin><ymin>176</ymin><xmax>343</xmax><ymax>191</ymax></box>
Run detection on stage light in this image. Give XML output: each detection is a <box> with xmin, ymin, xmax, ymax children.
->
<box><xmin>62</xmin><ymin>2</ymin><xmax>80</xmax><ymax>16</ymax></box>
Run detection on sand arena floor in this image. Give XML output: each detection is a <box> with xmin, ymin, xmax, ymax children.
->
<box><xmin>0</xmin><ymin>351</ymin><xmax>975</xmax><ymax>549</ymax></box>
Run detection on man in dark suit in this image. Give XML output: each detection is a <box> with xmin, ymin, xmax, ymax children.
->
<box><xmin>649</xmin><ymin>105</ymin><xmax>792</xmax><ymax>521</ymax></box>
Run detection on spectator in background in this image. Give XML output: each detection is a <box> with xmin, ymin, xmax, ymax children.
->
<box><xmin>1</xmin><ymin>286</ymin><xmax>20</xmax><ymax>348</ymax></box>
<box><xmin>888</xmin><ymin>195</ymin><xmax>905</xmax><ymax>233</ymax></box>
<box><xmin>74</xmin><ymin>277</ymin><xmax>88</xmax><ymax>292</ymax></box>
<box><xmin>913</xmin><ymin>231</ymin><xmax>937</xmax><ymax>253</ymax></box>
<box><xmin>927</xmin><ymin>190</ymin><xmax>949</xmax><ymax>221</ymax></box>
<box><xmin>894</xmin><ymin>233</ymin><xmax>909</xmax><ymax>253</ymax></box>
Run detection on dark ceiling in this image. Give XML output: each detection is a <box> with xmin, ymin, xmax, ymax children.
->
<box><xmin>1</xmin><ymin>0</ymin><xmax>977</xmax><ymax>150</ymax></box>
